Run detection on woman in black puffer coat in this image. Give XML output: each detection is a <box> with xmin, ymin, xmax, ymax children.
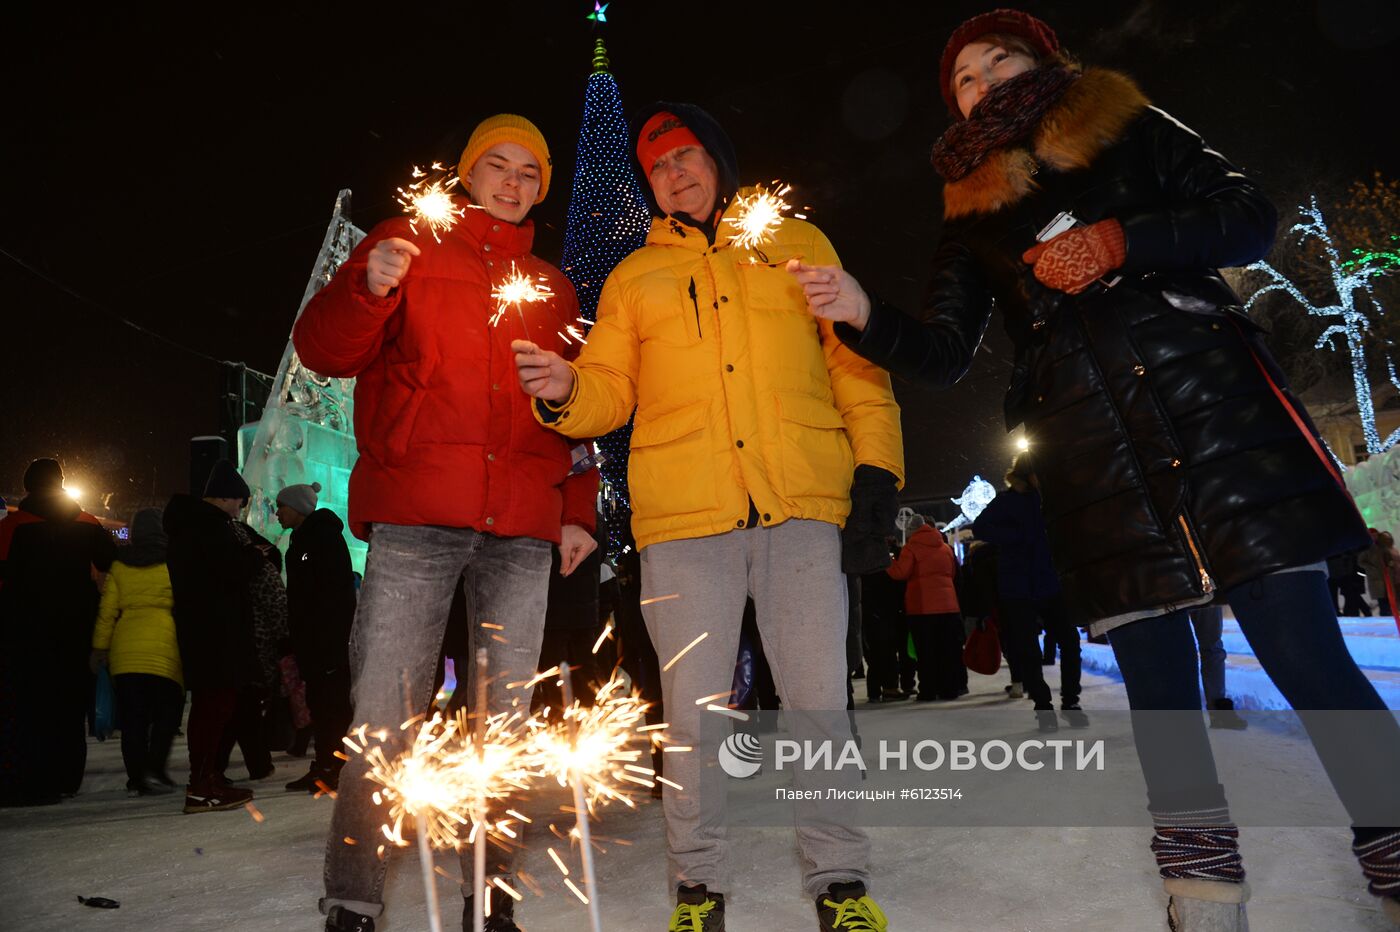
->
<box><xmin>791</xmin><ymin>9</ymin><xmax>1400</xmax><ymax>928</ymax></box>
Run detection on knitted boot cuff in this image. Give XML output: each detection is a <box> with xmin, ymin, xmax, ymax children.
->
<box><xmin>1150</xmin><ymin>813</ymin><xmax>1244</xmax><ymax>883</ymax></box>
<box><xmin>1354</xmin><ymin>829</ymin><xmax>1400</xmax><ymax>898</ymax></box>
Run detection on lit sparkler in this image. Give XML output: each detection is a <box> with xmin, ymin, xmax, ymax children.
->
<box><xmin>396</xmin><ymin>162</ymin><xmax>467</xmax><ymax>243</ymax></box>
<box><xmin>528</xmin><ymin>666</ymin><xmax>656</xmax><ymax>932</ymax></box>
<box><xmin>490</xmin><ymin>263</ymin><xmax>556</xmax><ymax>328</ymax></box>
<box><xmin>355</xmin><ymin>707</ymin><xmax>538</xmax><ymax>853</ymax></box>
<box><xmin>528</xmin><ymin>672</ymin><xmax>666</xmax><ymax>811</ymax></box>
<box><xmin>724</xmin><ymin>182</ymin><xmax>794</xmax><ymax>252</ymax></box>
<box><xmin>343</xmin><ymin>653</ymin><xmax>679</xmax><ymax>930</ymax></box>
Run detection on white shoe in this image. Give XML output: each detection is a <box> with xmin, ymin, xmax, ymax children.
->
<box><xmin>1164</xmin><ymin>878</ymin><xmax>1249</xmax><ymax>931</ymax></box>
<box><xmin>1007</xmin><ymin>684</ymin><xmax>1024</xmax><ymax>699</ymax></box>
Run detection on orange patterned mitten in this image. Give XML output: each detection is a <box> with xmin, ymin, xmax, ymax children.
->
<box><xmin>1021</xmin><ymin>219</ymin><xmax>1126</xmax><ymax>294</ymax></box>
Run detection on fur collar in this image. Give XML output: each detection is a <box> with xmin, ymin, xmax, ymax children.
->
<box><xmin>941</xmin><ymin>68</ymin><xmax>1150</xmax><ymax>220</ymax></box>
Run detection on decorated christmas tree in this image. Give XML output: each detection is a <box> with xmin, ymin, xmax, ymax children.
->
<box><xmin>560</xmin><ymin>37</ymin><xmax>651</xmax><ymax>557</ymax></box>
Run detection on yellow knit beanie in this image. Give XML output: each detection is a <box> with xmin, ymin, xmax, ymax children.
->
<box><xmin>457</xmin><ymin>113</ymin><xmax>552</xmax><ymax>204</ymax></box>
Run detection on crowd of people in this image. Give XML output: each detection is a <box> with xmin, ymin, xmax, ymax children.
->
<box><xmin>2</xmin><ymin>7</ymin><xmax>1398</xmax><ymax>932</ymax></box>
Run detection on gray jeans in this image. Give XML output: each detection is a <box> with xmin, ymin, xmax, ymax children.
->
<box><xmin>321</xmin><ymin>524</ymin><xmax>551</xmax><ymax>919</ymax></box>
<box><xmin>640</xmin><ymin>518</ymin><xmax>870</xmax><ymax>898</ymax></box>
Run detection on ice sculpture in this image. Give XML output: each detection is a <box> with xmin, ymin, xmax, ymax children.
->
<box><xmin>238</xmin><ymin>190</ymin><xmax>368</xmax><ymax>573</ymax></box>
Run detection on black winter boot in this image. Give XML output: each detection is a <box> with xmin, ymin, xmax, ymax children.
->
<box><xmin>462</xmin><ymin>891</ymin><xmax>520</xmax><ymax>931</ymax></box>
<box><xmin>1208</xmin><ymin>698</ymin><xmax>1249</xmax><ymax>730</ymax></box>
<box><xmin>325</xmin><ymin>905</ymin><xmax>375</xmax><ymax>932</ymax></box>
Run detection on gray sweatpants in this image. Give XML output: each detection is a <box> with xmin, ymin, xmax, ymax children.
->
<box><xmin>639</xmin><ymin>518</ymin><xmax>870</xmax><ymax>898</ymax></box>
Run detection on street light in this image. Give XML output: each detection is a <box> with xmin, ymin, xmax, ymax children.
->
<box><xmin>1015</xmin><ymin>436</ymin><xmax>1030</xmax><ymax>452</ymax></box>
<box><xmin>64</xmin><ymin>486</ymin><xmax>82</xmax><ymax>502</ymax></box>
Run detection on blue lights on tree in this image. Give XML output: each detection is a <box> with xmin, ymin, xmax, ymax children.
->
<box><xmin>1246</xmin><ymin>196</ymin><xmax>1400</xmax><ymax>454</ymax></box>
<box><xmin>560</xmin><ymin>38</ymin><xmax>651</xmax><ymax>557</ymax></box>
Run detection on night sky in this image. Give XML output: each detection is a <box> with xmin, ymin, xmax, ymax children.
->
<box><xmin>4</xmin><ymin>1</ymin><xmax>1398</xmax><ymax>516</ymax></box>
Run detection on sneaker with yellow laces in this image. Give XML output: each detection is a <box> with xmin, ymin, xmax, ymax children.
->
<box><xmin>816</xmin><ymin>881</ymin><xmax>889</xmax><ymax>931</ymax></box>
<box><xmin>668</xmin><ymin>884</ymin><xmax>724</xmax><ymax>931</ymax></box>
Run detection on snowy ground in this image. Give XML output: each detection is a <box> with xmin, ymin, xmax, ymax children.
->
<box><xmin>2</xmin><ymin>665</ymin><xmax>1396</xmax><ymax>932</ymax></box>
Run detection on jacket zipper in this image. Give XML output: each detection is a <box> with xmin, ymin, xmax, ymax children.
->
<box><xmin>688</xmin><ymin>277</ymin><xmax>702</xmax><ymax>339</ymax></box>
<box><xmin>1176</xmin><ymin>514</ymin><xmax>1216</xmax><ymax>596</ymax></box>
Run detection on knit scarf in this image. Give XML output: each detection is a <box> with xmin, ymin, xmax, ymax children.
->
<box><xmin>931</xmin><ymin>65</ymin><xmax>1080</xmax><ymax>182</ymax></box>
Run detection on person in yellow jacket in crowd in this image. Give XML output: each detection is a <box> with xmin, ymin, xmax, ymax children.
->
<box><xmin>90</xmin><ymin>508</ymin><xmax>184</xmax><ymax>797</ymax></box>
<box><xmin>515</xmin><ymin>101</ymin><xmax>904</xmax><ymax>932</ymax></box>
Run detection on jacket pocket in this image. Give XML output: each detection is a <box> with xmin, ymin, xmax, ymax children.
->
<box><xmin>1175</xmin><ymin>512</ymin><xmax>1216</xmax><ymax>597</ymax></box>
<box><xmin>635</xmin><ymin>275</ymin><xmax>704</xmax><ymax>347</ymax></box>
<box><xmin>364</xmin><ymin>356</ymin><xmax>435</xmax><ymax>466</ymax></box>
<box><xmin>628</xmin><ymin>399</ymin><xmax>718</xmax><ymax>519</ymax></box>
<box><xmin>774</xmin><ymin>392</ymin><xmax>853</xmax><ymax>502</ymax></box>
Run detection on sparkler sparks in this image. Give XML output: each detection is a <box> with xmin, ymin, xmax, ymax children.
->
<box><xmin>724</xmin><ymin>183</ymin><xmax>794</xmax><ymax>252</ymax></box>
<box><xmin>359</xmin><ymin>708</ymin><xmax>537</xmax><ymax>851</ymax></box>
<box><xmin>663</xmin><ymin>631</ymin><xmax>707</xmax><ymax>671</ymax></box>
<box><xmin>527</xmin><ymin>672</ymin><xmax>662</xmax><ymax>811</ymax></box>
<box><xmin>343</xmin><ymin>657</ymin><xmax>682</xmax><ymax>929</ymax></box>
<box><xmin>349</xmin><ymin>674</ymin><xmax>670</xmax><ymax>853</ymax></box>
<box><xmin>396</xmin><ymin>162</ymin><xmax>466</xmax><ymax>243</ymax></box>
<box><xmin>490</xmin><ymin>263</ymin><xmax>556</xmax><ymax>327</ymax></box>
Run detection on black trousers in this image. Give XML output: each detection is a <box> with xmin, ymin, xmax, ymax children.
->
<box><xmin>908</xmin><ymin>613</ymin><xmax>966</xmax><ymax>700</ymax></box>
<box><xmin>1340</xmin><ymin>585</ymin><xmax>1371</xmax><ymax>617</ymax></box>
<box><xmin>998</xmin><ymin>594</ymin><xmax>1081</xmax><ymax>708</ymax></box>
<box><xmin>533</xmin><ymin>627</ymin><xmax>601</xmax><ymax>715</ymax></box>
<box><xmin>997</xmin><ymin>613</ymin><xmax>1025</xmax><ymax>686</ymax></box>
<box><xmin>6</xmin><ymin>653</ymin><xmax>90</xmax><ymax>799</ymax></box>
<box><xmin>2</xmin><ymin>655</ymin><xmax>89</xmax><ymax>801</ymax></box>
<box><xmin>866</xmin><ymin>614</ymin><xmax>915</xmax><ymax>697</ymax></box>
<box><xmin>213</xmin><ymin>686</ymin><xmax>273</xmax><ymax>780</ymax></box>
<box><xmin>303</xmin><ymin>667</ymin><xmax>353</xmax><ymax>774</ymax></box>
<box><xmin>113</xmin><ymin>673</ymin><xmax>184</xmax><ymax>785</ymax></box>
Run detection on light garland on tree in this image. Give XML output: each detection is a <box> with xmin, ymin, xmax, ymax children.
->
<box><xmin>1245</xmin><ymin>196</ymin><xmax>1399</xmax><ymax>454</ymax></box>
<box><xmin>560</xmin><ymin>38</ymin><xmax>652</xmax><ymax>558</ymax></box>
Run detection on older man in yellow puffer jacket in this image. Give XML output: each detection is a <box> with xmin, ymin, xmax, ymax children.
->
<box><xmin>515</xmin><ymin>101</ymin><xmax>903</xmax><ymax>932</ymax></box>
<box><xmin>91</xmin><ymin>507</ymin><xmax>184</xmax><ymax>798</ymax></box>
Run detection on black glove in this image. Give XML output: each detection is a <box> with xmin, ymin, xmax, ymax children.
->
<box><xmin>841</xmin><ymin>465</ymin><xmax>900</xmax><ymax>575</ymax></box>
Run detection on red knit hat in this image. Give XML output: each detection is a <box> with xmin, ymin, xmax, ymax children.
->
<box><xmin>939</xmin><ymin>9</ymin><xmax>1060</xmax><ymax>118</ymax></box>
<box><xmin>636</xmin><ymin>111</ymin><xmax>704</xmax><ymax>171</ymax></box>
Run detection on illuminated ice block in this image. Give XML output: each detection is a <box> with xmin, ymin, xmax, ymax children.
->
<box><xmin>238</xmin><ymin>190</ymin><xmax>368</xmax><ymax>574</ymax></box>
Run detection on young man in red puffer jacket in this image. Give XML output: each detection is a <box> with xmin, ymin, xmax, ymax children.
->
<box><xmin>294</xmin><ymin>114</ymin><xmax>597</xmax><ymax>932</ymax></box>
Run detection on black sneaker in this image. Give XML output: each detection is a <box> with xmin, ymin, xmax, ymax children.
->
<box><xmin>325</xmin><ymin>905</ymin><xmax>375</xmax><ymax>932</ymax></box>
<box><xmin>1034</xmin><ymin>708</ymin><xmax>1060</xmax><ymax>732</ymax></box>
<box><xmin>668</xmin><ymin>884</ymin><xmax>724</xmax><ymax>931</ymax></box>
<box><xmin>816</xmin><ymin>881</ymin><xmax>889</xmax><ymax>930</ymax></box>
<box><xmin>182</xmin><ymin>783</ymin><xmax>253</xmax><ymax>813</ymax></box>
<box><xmin>463</xmin><ymin>891</ymin><xmax>520</xmax><ymax>931</ymax></box>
